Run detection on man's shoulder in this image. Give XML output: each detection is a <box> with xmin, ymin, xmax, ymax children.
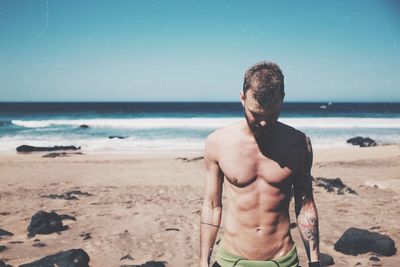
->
<box><xmin>206</xmin><ymin>121</ymin><xmax>242</xmax><ymax>142</ymax></box>
<box><xmin>205</xmin><ymin>121</ymin><xmax>241</xmax><ymax>158</ymax></box>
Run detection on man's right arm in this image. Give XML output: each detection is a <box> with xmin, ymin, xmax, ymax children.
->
<box><xmin>200</xmin><ymin>133</ymin><xmax>224</xmax><ymax>267</ymax></box>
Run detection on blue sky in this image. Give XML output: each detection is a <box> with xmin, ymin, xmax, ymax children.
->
<box><xmin>0</xmin><ymin>0</ymin><xmax>399</xmax><ymax>102</ymax></box>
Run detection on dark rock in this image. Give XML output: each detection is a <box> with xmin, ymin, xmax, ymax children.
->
<box><xmin>79</xmin><ymin>125</ymin><xmax>89</xmax><ymax>129</ymax></box>
<box><xmin>79</xmin><ymin>232</ymin><xmax>91</xmax><ymax>240</ymax></box>
<box><xmin>27</xmin><ymin>233</ymin><xmax>35</xmax><ymax>238</ymax></box>
<box><xmin>42</xmin><ymin>152</ymin><xmax>83</xmax><ymax>158</ymax></box>
<box><xmin>334</xmin><ymin>227</ymin><xmax>397</xmax><ymax>256</ymax></box>
<box><xmin>109</xmin><ymin>136</ymin><xmax>128</xmax><ymax>139</ymax></box>
<box><xmin>27</xmin><ymin>210</ymin><xmax>68</xmax><ymax>235</ymax></box>
<box><xmin>346</xmin><ymin>136</ymin><xmax>377</xmax><ymax>147</ymax></box>
<box><xmin>120</xmin><ymin>254</ymin><xmax>134</xmax><ymax>260</ymax></box>
<box><xmin>0</xmin><ymin>245</ymin><xmax>7</xmax><ymax>252</ymax></box>
<box><xmin>0</xmin><ymin>212</ymin><xmax>10</xmax><ymax>216</ymax></box>
<box><xmin>369</xmin><ymin>256</ymin><xmax>380</xmax><ymax>261</ymax></box>
<box><xmin>165</xmin><ymin>228</ymin><xmax>179</xmax><ymax>231</ymax></box>
<box><xmin>17</xmin><ymin>145</ymin><xmax>81</xmax><ymax>153</ymax></box>
<box><xmin>42</xmin><ymin>190</ymin><xmax>92</xmax><ymax>200</ymax></box>
<box><xmin>313</xmin><ymin>177</ymin><xmax>357</xmax><ymax>194</ymax></box>
<box><xmin>0</xmin><ymin>229</ymin><xmax>13</xmax><ymax>237</ymax></box>
<box><xmin>360</xmin><ymin>137</ymin><xmax>377</xmax><ymax>147</ymax></box>
<box><xmin>32</xmin><ymin>242</ymin><xmax>46</xmax><ymax>247</ymax></box>
<box><xmin>19</xmin><ymin>248</ymin><xmax>90</xmax><ymax>267</ymax></box>
<box><xmin>347</xmin><ymin>136</ymin><xmax>363</xmax><ymax>145</ymax></box>
<box><xmin>187</xmin><ymin>156</ymin><xmax>204</xmax><ymax>162</ymax></box>
<box><xmin>7</xmin><ymin>241</ymin><xmax>23</xmax><ymax>244</ymax></box>
<box><xmin>176</xmin><ymin>156</ymin><xmax>204</xmax><ymax>162</ymax></box>
<box><xmin>124</xmin><ymin>261</ymin><xmax>166</xmax><ymax>267</ymax></box>
<box><xmin>0</xmin><ymin>260</ymin><xmax>12</xmax><ymax>267</ymax></box>
<box><xmin>320</xmin><ymin>253</ymin><xmax>334</xmax><ymax>266</ymax></box>
<box><xmin>43</xmin><ymin>152</ymin><xmax>69</xmax><ymax>158</ymax></box>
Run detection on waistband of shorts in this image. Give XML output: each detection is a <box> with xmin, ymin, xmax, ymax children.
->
<box><xmin>215</xmin><ymin>243</ymin><xmax>299</xmax><ymax>267</ymax></box>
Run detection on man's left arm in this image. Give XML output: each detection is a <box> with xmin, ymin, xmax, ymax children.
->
<box><xmin>293</xmin><ymin>136</ymin><xmax>320</xmax><ymax>266</ymax></box>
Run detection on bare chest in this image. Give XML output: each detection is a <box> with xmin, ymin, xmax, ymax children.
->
<box><xmin>218</xmin><ymin>149</ymin><xmax>293</xmax><ymax>188</ymax></box>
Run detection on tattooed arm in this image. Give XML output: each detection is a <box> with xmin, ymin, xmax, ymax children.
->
<box><xmin>200</xmin><ymin>133</ymin><xmax>224</xmax><ymax>267</ymax></box>
<box><xmin>293</xmin><ymin>136</ymin><xmax>320</xmax><ymax>264</ymax></box>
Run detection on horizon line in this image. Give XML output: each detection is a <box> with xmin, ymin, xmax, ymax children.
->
<box><xmin>1</xmin><ymin>101</ymin><xmax>400</xmax><ymax>104</ymax></box>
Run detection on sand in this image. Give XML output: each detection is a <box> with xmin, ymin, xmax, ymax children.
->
<box><xmin>0</xmin><ymin>145</ymin><xmax>399</xmax><ymax>266</ymax></box>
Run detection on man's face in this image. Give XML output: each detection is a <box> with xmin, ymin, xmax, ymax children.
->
<box><xmin>241</xmin><ymin>90</ymin><xmax>282</xmax><ymax>136</ymax></box>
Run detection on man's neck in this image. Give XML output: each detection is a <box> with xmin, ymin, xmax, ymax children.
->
<box><xmin>240</xmin><ymin>120</ymin><xmax>256</xmax><ymax>138</ymax></box>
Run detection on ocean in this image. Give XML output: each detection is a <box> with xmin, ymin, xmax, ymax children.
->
<box><xmin>0</xmin><ymin>102</ymin><xmax>399</xmax><ymax>153</ymax></box>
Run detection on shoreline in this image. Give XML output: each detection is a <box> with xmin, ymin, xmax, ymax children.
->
<box><xmin>1</xmin><ymin>143</ymin><xmax>399</xmax><ymax>159</ymax></box>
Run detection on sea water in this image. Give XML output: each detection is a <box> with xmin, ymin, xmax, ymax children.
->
<box><xmin>0</xmin><ymin>102</ymin><xmax>399</xmax><ymax>153</ymax></box>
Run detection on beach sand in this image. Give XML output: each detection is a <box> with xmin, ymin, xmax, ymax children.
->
<box><xmin>0</xmin><ymin>145</ymin><xmax>399</xmax><ymax>266</ymax></box>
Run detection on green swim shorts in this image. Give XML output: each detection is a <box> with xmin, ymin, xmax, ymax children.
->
<box><xmin>214</xmin><ymin>244</ymin><xmax>300</xmax><ymax>267</ymax></box>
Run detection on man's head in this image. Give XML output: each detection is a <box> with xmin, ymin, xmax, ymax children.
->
<box><xmin>240</xmin><ymin>61</ymin><xmax>285</xmax><ymax>134</ymax></box>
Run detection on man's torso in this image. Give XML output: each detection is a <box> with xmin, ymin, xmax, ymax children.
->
<box><xmin>214</xmin><ymin>120</ymin><xmax>306</xmax><ymax>260</ymax></box>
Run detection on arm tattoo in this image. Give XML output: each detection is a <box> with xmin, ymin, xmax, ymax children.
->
<box><xmin>295</xmin><ymin>136</ymin><xmax>320</xmax><ymax>260</ymax></box>
<box><xmin>297</xmin><ymin>200</ymin><xmax>319</xmax><ymax>250</ymax></box>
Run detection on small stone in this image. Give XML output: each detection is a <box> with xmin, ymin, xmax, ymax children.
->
<box><xmin>80</xmin><ymin>232</ymin><xmax>92</xmax><ymax>240</ymax></box>
<box><xmin>369</xmin><ymin>256</ymin><xmax>380</xmax><ymax>261</ymax></box>
<box><xmin>120</xmin><ymin>254</ymin><xmax>134</xmax><ymax>260</ymax></box>
<box><xmin>8</xmin><ymin>241</ymin><xmax>23</xmax><ymax>244</ymax></box>
<box><xmin>32</xmin><ymin>242</ymin><xmax>46</xmax><ymax>247</ymax></box>
<box><xmin>127</xmin><ymin>261</ymin><xmax>166</xmax><ymax>267</ymax></box>
<box><xmin>165</xmin><ymin>228</ymin><xmax>179</xmax><ymax>231</ymax></box>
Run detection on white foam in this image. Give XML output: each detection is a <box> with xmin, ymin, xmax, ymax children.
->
<box><xmin>281</xmin><ymin>117</ymin><xmax>400</xmax><ymax>129</ymax></box>
<box><xmin>11</xmin><ymin>118</ymin><xmax>241</xmax><ymax>129</ymax></box>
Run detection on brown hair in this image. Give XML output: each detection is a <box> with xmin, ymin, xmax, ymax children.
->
<box><xmin>243</xmin><ymin>61</ymin><xmax>285</xmax><ymax>108</ymax></box>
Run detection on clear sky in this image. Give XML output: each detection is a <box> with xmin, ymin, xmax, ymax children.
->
<box><xmin>0</xmin><ymin>0</ymin><xmax>399</xmax><ymax>102</ymax></box>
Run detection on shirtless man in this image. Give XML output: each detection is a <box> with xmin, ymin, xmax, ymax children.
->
<box><xmin>200</xmin><ymin>61</ymin><xmax>321</xmax><ymax>267</ymax></box>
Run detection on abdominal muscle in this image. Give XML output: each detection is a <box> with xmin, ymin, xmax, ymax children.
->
<box><xmin>221</xmin><ymin>182</ymin><xmax>294</xmax><ymax>261</ymax></box>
